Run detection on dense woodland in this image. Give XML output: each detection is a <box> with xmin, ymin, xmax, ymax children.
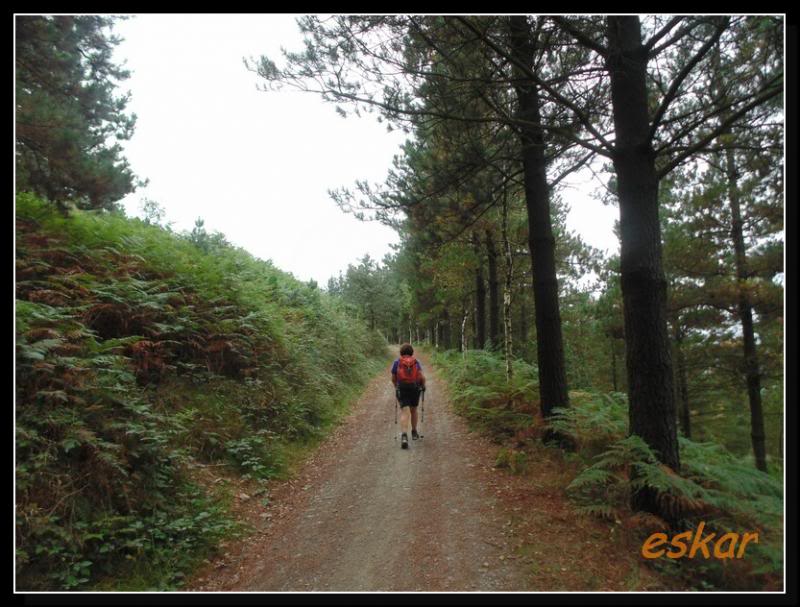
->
<box><xmin>267</xmin><ymin>15</ymin><xmax>785</xmax><ymax>589</ymax></box>
<box><xmin>16</xmin><ymin>15</ymin><xmax>784</xmax><ymax>591</ymax></box>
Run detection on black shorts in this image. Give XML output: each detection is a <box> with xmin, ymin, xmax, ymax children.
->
<box><xmin>397</xmin><ymin>383</ymin><xmax>421</xmax><ymax>408</ymax></box>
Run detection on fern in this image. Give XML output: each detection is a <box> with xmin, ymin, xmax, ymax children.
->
<box><xmin>575</xmin><ymin>503</ymin><xmax>619</xmax><ymax>521</ymax></box>
<box><xmin>567</xmin><ymin>430</ymin><xmax>783</xmax><ymax>589</ymax></box>
<box><xmin>549</xmin><ymin>391</ymin><xmax>628</xmax><ymax>455</ymax></box>
<box><xmin>15</xmin><ymin>192</ymin><xmax>390</xmax><ymax>590</ymax></box>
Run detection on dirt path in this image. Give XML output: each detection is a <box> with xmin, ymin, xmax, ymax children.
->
<box><xmin>188</xmin><ymin>350</ymin><xmax>667</xmax><ymax>592</ymax></box>
<box><xmin>190</xmin><ymin>352</ymin><xmax>531</xmax><ymax>591</ymax></box>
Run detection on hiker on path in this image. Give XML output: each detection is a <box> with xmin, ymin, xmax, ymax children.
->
<box><xmin>391</xmin><ymin>343</ymin><xmax>426</xmax><ymax>449</ymax></box>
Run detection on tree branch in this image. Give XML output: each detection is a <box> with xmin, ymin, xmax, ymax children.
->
<box><xmin>656</xmin><ymin>82</ymin><xmax>783</xmax><ymax>179</ymax></box>
<box><xmin>649</xmin><ymin>18</ymin><xmax>729</xmax><ymax>138</ymax></box>
<box><xmin>550</xmin><ymin>150</ymin><xmax>596</xmax><ymax>189</ymax></box>
<box><xmin>646</xmin><ymin>18</ymin><xmax>705</xmax><ymax>58</ymax></box>
<box><xmin>550</xmin><ymin>16</ymin><xmax>609</xmax><ymax>57</ymax></box>
<box><xmin>643</xmin><ymin>17</ymin><xmax>684</xmax><ymax>55</ymax></box>
<box><xmin>456</xmin><ymin>16</ymin><xmax>614</xmax><ymax>157</ymax></box>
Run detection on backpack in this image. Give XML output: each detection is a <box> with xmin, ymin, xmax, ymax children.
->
<box><xmin>396</xmin><ymin>355</ymin><xmax>420</xmax><ymax>386</ymax></box>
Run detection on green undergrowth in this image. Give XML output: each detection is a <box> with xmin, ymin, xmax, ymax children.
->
<box><xmin>15</xmin><ymin>192</ymin><xmax>389</xmax><ymax>590</ymax></box>
<box><xmin>431</xmin><ymin>347</ymin><xmax>783</xmax><ymax>590</ymax></box>
<box><xmin>430</xmin><ymin>349</ymin><xmax>539</xmax><ymax>442</ymax></box>
<box><xmin>551</xmin><ymin>395</ymin><xmax>783</xmax><ymax>590</ymax></box>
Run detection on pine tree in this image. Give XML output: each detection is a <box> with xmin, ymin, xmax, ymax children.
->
<box><xmin>16</xmin><ymin>15</ymin><xmax>139</xmax><ymax>210</ymax></box>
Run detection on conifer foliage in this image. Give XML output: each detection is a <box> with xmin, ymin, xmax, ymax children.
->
<box><xmin>15</xmin><ymin>16</ymin><xmax>139</xmax><ymax>210</ymax></box>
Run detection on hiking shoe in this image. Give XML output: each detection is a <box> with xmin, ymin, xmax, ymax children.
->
<box><xmin>411</xmin><ymin>430</ymin><xmax>420</xmax><ymax>440</ymax></box>
<box><xmin>401</xmin><ymin>434</ymin><xmax>409</xmax><ymax>449</ymax></box>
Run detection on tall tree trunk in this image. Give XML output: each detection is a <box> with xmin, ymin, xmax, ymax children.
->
<box><xmin>502</xmin><ymin>187</ymin><xmax>514</xmax><ymax>383</ymax></box>
<box><xmin>673</xmin><ymin>322</ymin><xmax>691</xmax><ymax>439</ymax></box>
<box><xmin>708</xmin><ymin>41</ymin><xmax>768</xmax><ymax>470</ymax></box>
<box><xmin>610</xmin><ymin>337</ymin><xmax>618</xmax><ymax>392</ymax></box>
<box><xmin>723</xmin><ymin>145</ymin><xmax>768</xmax><ymax>471</ymax></box>
<box><xmin>509</xmin><ymin>16</ymin><xmax>569</xmax><ymax>417</ymax></box>
<box><xmin>519</xmin><ymin>289</ymin><xmax>528</xmax><ymax>347</ymax></box>
<box><xmin>473</xmin><ymin>233</ymin><xmax>487</xmax><ymax>349</ymax></box>
<box><xmin>461</xmin><ymin>306</ymin><xmax>469</xmax><ymax>359</ymax></box>
<box><xmin>486</xmin><ymin>229</ymin><xmax>501</xmax><ymax>351</ymax></box>
<box><xmin>606</xmin><ymin>17</ymin><xmax>680</xmax><ymax>511</ymax></box>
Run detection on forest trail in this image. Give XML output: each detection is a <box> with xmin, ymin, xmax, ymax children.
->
<box><xmin>188</xmin><ymin>350</ymin><xmax>662</xmax><ymax>592</ymax></box>
<box><xmin>190</xmin><ymin>351</ymin><xmax>529</xmax><ymax>591</ymax></box>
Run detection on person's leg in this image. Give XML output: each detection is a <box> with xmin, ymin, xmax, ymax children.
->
<box><xmin>409</xmin><ymin>387</ymin><xmax>421</xmax><ymax>435</ymax></box>
<box><xmin>399</xmin><ymin>404</ymin><xmax>410</xmax><ymax>448</ymax></box>
<box><xmin>398</xmin><ymin>385</ymin><xmax>414</xmax><ymax>434</ymax></box>
<box><xmin>399</xmin><ymin>405</ymin><xmax>410</xmax><ymax>434</ymax></box>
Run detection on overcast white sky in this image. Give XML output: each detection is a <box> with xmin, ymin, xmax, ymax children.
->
<box><xmin>113</xmin><ymin>14</ymin><xmax>619</xmax><ymax>285</ymax></box>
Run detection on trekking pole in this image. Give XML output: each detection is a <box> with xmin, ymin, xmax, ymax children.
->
<box><xmin>394</xmin><ymin>393</ymin><xmax>398</xmax><ymax>441</ymax></box>
<box><xmin>421</xmin><ymin>387</ymin><xmax>425</xmax><ymax>424</ymax></box>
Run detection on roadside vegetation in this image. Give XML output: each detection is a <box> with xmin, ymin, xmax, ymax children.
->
<box><xmin>432</xmin><ymin>348</ymin><xmax>782</xmax><ymax>591</ymax></box>
<box><xmin>15</xmin><ymin>193</ymin><xmax>388</xmax><ymax>590</ymax></box>
<box><xmin>15</xmin><ymin>14</ymin><xmax>783</xmax><ymax>593</ymax></box>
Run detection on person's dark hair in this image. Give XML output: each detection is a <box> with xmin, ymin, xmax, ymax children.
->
<box><xmin>400</xmin><ymin>343</ymin><xmax>413</xmax><ymax>356</ymax></box>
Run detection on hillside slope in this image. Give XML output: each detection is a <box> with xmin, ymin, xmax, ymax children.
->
<box><xmin>15</xmin><ymin>193</ymin><xmax>387</xmax><ymax>590</ymax></box>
